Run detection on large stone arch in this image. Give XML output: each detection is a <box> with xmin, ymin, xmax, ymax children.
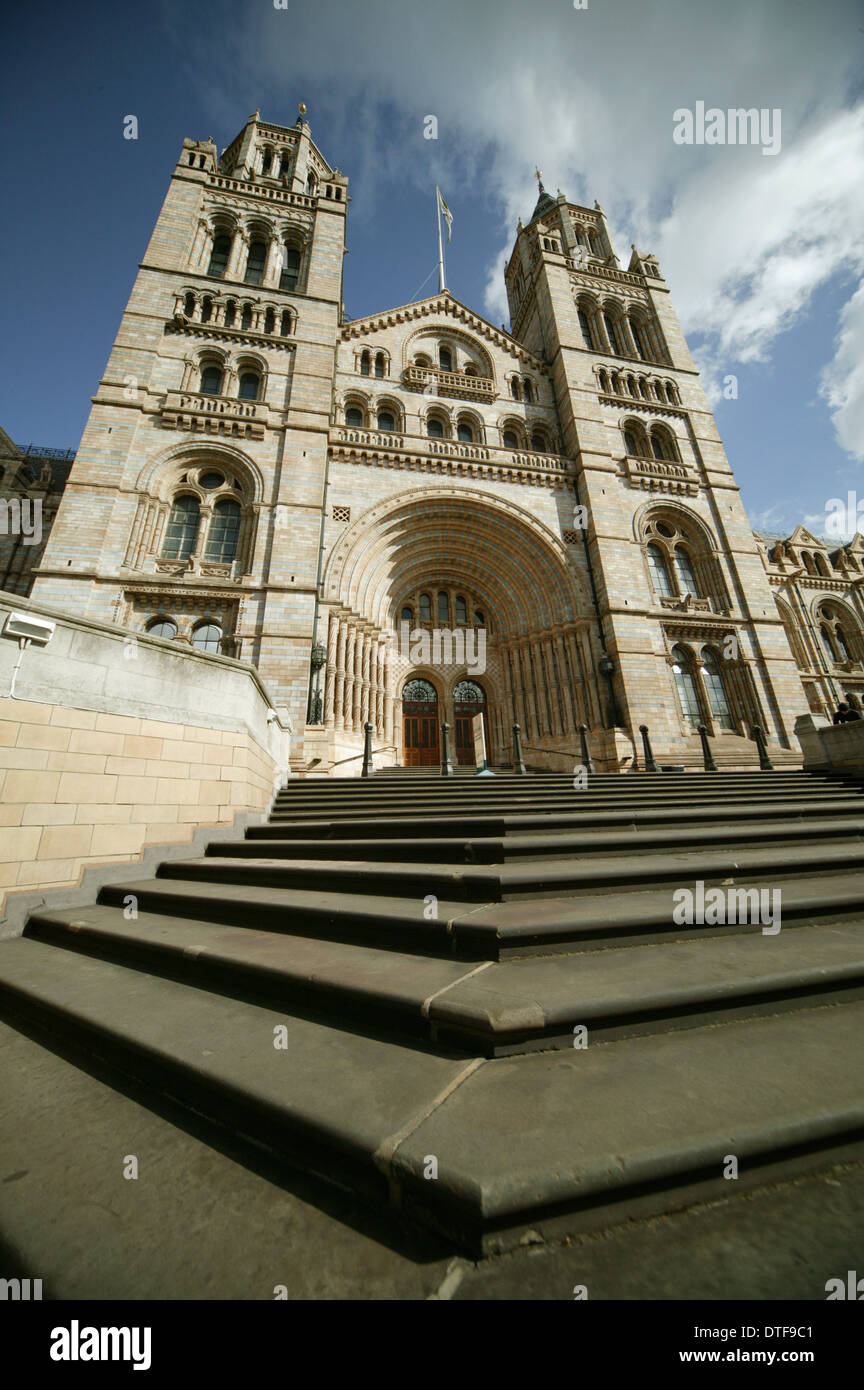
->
<box><xmin>322</xmin><ymin>486</ymin><xmax>590</xmax><ymax>637</ymax></box>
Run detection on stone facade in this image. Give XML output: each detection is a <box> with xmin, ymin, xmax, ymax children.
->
<box><xmin>24</xmin><ymin>109</ymin><xmax>853</xmax><ymax>772</ymax></box>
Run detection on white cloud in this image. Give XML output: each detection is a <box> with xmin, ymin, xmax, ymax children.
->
<box><xmin>820</xmin><ymin>279</ymin><xmax>864</xmax><ymax>462</ymax></box>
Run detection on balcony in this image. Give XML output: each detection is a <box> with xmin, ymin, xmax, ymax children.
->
<box><xmin>624</xmin><ymin>452</ymin><xmax>697</xmax><ymax>498</ymax></box>
<box><xmin>329</xmin><ymin>426</ymin><xmax>573</xmax><ymax>489</ymax></box>
<box><xmin>160</xmin><ymin>390</ymin><xmax>267</xmax><ymax>440</ymax></box>
<box><xmin>402</xmin><ymin>365</ymin><xmax>497</xmax><ymax>403</ymax></box>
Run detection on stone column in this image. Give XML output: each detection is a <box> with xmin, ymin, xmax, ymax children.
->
<box><xmin>360</xmin><ymin>632</ymin><xmax>371</xmax><ymax>727</ymax></box>
<box><xmin>335</xmin><ymin>618</ymin><xmax>347</xmax><ymax>729</ymax></box>
<box><xmin>344</xmin><ymin>626</ymin><xmax>356</xmax><ymax>733</ymax></box>
<box><xmin>353</xmin><ymin>627</ymin><xmax>363</xmax><ymax>730</ymax></box>
<box><xmin>323</xmin><ymin>610</ymin><xmax>338</xmax><ymax>726</ymax></box>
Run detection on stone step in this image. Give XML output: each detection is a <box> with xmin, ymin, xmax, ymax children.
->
<box><xmin>23</xmin><ymin>905</ymin><xmax>864</xmax><ymax>1054</ymax></box>
<box><xmin>100</xmin><ymin>868</ymin><xmax>864</xmax><ymax>959</ymax></box>
<box><xmin>252</xmin><ymin>797</ymin><xmax>864</xmax><ymax>840</ymax></box>
<box><xmin>1</xmin><ymin>936</ymin><xmax>862</xmax><ymax>1254</ymax></box>
<box><xmin>155</xmin><ymin>838</ymin><xmax>864</xmax><ymax>904</ymax></box>
<box><xmin>218</xmin><ymin>816</ymin><xmax>864</xmax><ymax>863</ymax></box>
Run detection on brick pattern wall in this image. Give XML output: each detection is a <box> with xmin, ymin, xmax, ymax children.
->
<box><xmin>0</xmin><ymin>698</ymin><xmax>277</xmax><ymax>915</ymax></box>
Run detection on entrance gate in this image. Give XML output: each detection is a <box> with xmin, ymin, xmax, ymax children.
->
<box><xmin>401</xmin><ymin>678</ymin><xmax>439</xmax><ymax>767</ymax></box>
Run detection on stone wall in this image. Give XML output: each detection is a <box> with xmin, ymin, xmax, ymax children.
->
<box><xmin>0</xmin><ymin>590</ymin><xmax>291</xmax><ymax>929</ymax></box>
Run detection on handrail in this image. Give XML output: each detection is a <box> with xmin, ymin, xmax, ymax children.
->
<box><xmin>521</xmin><ymin>744</ymin><xmax>586</xmax><ymax>758</ymax></box>
<box><xmin>329</xmin><ymin>744</ymin><xmax>395</xmax><ymax>768</ymax></box>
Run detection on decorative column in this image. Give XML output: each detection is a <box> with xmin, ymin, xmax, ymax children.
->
<box><xmin>323</xmin><ymin>610</ymin><xmax>338</xmax><ymax>726</ymax></box>
<box><xmin>226</xmin><ymin>228</ymin><xmax>247</xmax><ymax>281</ymax></box>
<box><xmin>344</xmin><ymin>626</ymin><xmax>356</xmax><ymax>733</ymax></box>
<box><xmin>360</xmin><ymin>632</ymin><xmax>371</xmax><ymax>727</ymax></box>
<box><xmin>352</xmin><ymin>626</ymin><xmax>363</xmax><ymax>731</ymax></box>
<box><xmin>375</xmin><ymin>641</ymin><xmax>385</xmax><ymax>736</ymax></box>
<box><xmin>334</xmin><ymin>618</ymin><xmax>347</xmax><ymax>729</ymax></box>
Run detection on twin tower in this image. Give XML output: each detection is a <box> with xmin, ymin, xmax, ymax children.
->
<box><xmin>30</xmin><ymin>108</ymin><xmax>808</xmax><ymax>771</ymax></box>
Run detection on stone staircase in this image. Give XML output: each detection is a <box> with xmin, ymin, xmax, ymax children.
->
<box><xmin>2</xmin><ymin>768</ymin><xmax>864</xmax><ymax>1257</ymax></box>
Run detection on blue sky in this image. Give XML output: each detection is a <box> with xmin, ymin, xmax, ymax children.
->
<box><xmin>2</xmin><ymin>0</ymin><xmax>862</xmax><ymax>538</ymax></box>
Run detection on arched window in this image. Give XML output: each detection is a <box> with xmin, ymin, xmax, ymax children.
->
<box><xmin>206</xmin><ymin>234</ymin><xmax>231</xmax><ymax>279</ymax></box>
<box><xmin>162</xmin><ymin>496</ymin><xmax>200</xmax><ymax>561</ymax></box>
<box><xmin>280</xmin><ymin>247</ymin><xmax>300</xmax><ymax>291</ymax></box>
<box><xmin>261</xmin><ymin>151</ymin><xmax>272</xmax><ymax>177</ymax></box>
<box><xmin>630</xmin><ymin>318</ymin><xmax>646</xmax><ymax>358</ymax></box>
<box><xmin>238</xmin><ymin>371</ymin><xmax>260</xmax><ymax>401</ymax></box>
<box><xmin>700</xmin><ymin>648</ymin><xmax>735</xmax><ymax>729</ymax></box>
<box><xmin>183</xmin><ymin>292</ymin><xmax>195</xmax><ymax>317</ymax></box>
<box><xmin>510</xmin><ymin>377</ymin><xmax>522</xmax><ymax>400</ymax></box>
<box><xmin>200</xmin><ymin>364</ymin><xmax>223</xmax><ymax>395</ymax></box>
<box><xmin>651</xmin><ymin>429</ymin><xmax>673</xmax><ymax>462</ymax></box>
<box><xmin>148</xmin><ymin>619</ymin><xmax>177</xmax><ymax>640</ymax></box>
<box><xmin>280</xmin><ymin>310</ymin><xmax>292</xmax><ymax>336</ymax></box>
<box><xmin>192</xmin><ymin>622</ymin><xmax>223</xmax><ymax>653</ymax></box>
<box><xmin>419</xmin><ymin>592</ymin><xmax>432</xmax><ymax>622</ymax></box>
<box><xmin>345</xmin><ymin>407</ymin><xmax>363</xmax><ymax>428</ymax></box>
<box><xmin>244</xmin><ymin>239</ymin><xmax>267</xmax><ymax>285</ymax></box>
<box><xmin>503</xmin><ymin>429</ymin><xmax>518</xmax><ymax>449</ymax></box>
<box><xmin>457</xmin><ymin>421</ymin><xmax>474</xmax><ymax>443</ymax></box>
<box><xmin>377</xmin><ymin>410</ymin><xmax>395</xmax><ymax>432</ymax></box>
<box><xmin>531</xmin><ymin>431</ymin><xmax>548</xmax><ymax>453</ymax></box>
<box><xmin>639</xmin><ymin>378</ymin><xmax>649</xmax><ymax>399</ymax></box>
<box><xmin>803</xmin><ymin>553</ymin><xmax>817</xmax><ymax>576</ymax></box>
<box><xmin>674</xmin><ymin>545</ymin><xmax>699</xmax><ymax>596</ymax></box>
<box><xmin>455</xmin><ymin>595</ymin><xmax>467</xmax><ymax>623</ymax></box>
<box><xmin>224</xmin><ymin>300</ymin><xmax>236</xmax><ymax>328</ymax></box>
<box><xmin>816</xmin><ymin>553</ymin><xmax>831</xmax><ymax>578</ymax></box>
<box><xmin>426</xmin><ymin>416</ymin><xmax>445</xmax><ymax>438</ymax></box>
<box><xmin>400</xmin><ymin>606</ymin><xmax>413</xmax><ymax>624</ymax></box>
<box><xmin>360</xmin><ymin>350</ymin><xmax>370</xmax><ymax>376</ymax></box>
<box><xmin>523</xmin><ymin>379</ymin><xmax>533</xmax><ymax>402</ymax></box>
<box><xmin>305</xmin><ymin>172</ymin><xmax>317</xmax><ymax>196</ymax></box>
<box><xmin>439</xmin><ymin>346</ymin><xmax>453</xmax><ymax>371</ymax></box>
<box><xmin>475</xmin><ymin>609</ymin><xmax>485</xmax><ymax>625</ymax></box>
<box><xmin>820</xmin><ymin>625</ymin><xmax>838</xmax><ymax>662</ymax></box>
<box><xmin>241</xmin><ymin>304</ymin><xmax>252</xmax><ymax>330</ymax></box>
<box><xmin>671</xmin><ymin>646</ymin><xmax>702</xmax><ymax>726</ymax></box>
<box><xmin>835</xmin><ymin>625</ymin><xmax>852</xmax><ymax>662</ymax></box>
<box><xmin>204</xmin><ymin>498</ymin><xmax>241</xmax><ymax>563</ymax></box>
<box><xmin>598</xmin><ymin>369</ymin><xmax>610</xmax><ymax>393</ymax></box>
<box><xmin>623</xmin><ymin>428</ymin><xmax>638</xmax><ymax>456</ymax></box>
<box><xmin>578</xmin><ymin>309</ymin><xmax>595</xmax><ymax>351</ymax></box>
<box><xmin>588</xmin><ymin>231</ymin><xmax>601</xmax><ymax>256</ymax></box>
<box><xmin>647</xmin><ymin>542</ymin><xmax>673</xmax><ymax>598</ymax></box>
<box><xmin>604</xmin><ymin>313</ymin><xmax>621</xmax><ymax>355</ymax></box>
<box><xmin>264</xmin><ymin>308</ymin><xmax>275</xmax><ymax>334</ymax></box>
<box><xmin>437</xmin><ymin>591</ymin><xmax>449</xmax><ymax>622</ymax></box>
<box><xmin>374</xmin><ymin>353</ymin><xmax>385</xmax><ymax>378</ymax></box>
<box><xmin>665</xmin><ymin>382</ymin><xmax>677</xmax><ymax>404</ymax></box>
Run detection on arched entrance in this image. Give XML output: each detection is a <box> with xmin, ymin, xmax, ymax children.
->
<box><xmin>402</xmin><ymin>677</ymin><xmax>439</xmax><ymax>766</ymax></box>
<box><xmin>453</xmin><ymin>679</ymin><xmax>488</xmax><ymax>766</ymax></box>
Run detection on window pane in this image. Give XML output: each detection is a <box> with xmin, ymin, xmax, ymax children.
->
<box><xmin>162</xmin><ymin>497</ymin><xmax>200</xmax><ymax>561</ymax></box>
<box><xmin>437</xmin><ymin>591</ymin><xmax>449</xmax><ymax>623</ymax></box>
<box><xmin>674</xmin><ymin>545</ymin><xmax>699</xmax><ymax>596</ymax></box>
<box><xmin>427</xmin><ymin>418</ymin><xmax>444</xmax><ymax>438</ymax></box>
<box><xmin>192</xmin><ymin>623</ymin><xmax>222</xmax><ymax>653</ymax></box>
<box><xmin>244</xmin><ymin>240</ymin><xmax>267</xmax><ymax>285</ymax></box>
<box><xmin>377</xmin><ymin>412</ymin><xmax>395</xmax><ymax>431</ymax></box>
<box><xmin>207</xmin><ymin>235</ymin><xmax>231</xmax><ymax>278</ymax></box>
<box><xmin>671</xmin><ymin>649</ymin><xmax>701</xmax><ymax>725</ymax></box>
<box><xmin>375</xmin><ymin>354</ymin><xmax>385</xmax><ymax>378</ymax></box>
<box><xmin>439</xmin><ymin>348</ymin><xmax>452</xmax><ymax>371</ymax></box>
<box><xmin>455</xmin><ymin>596</ymin><xmax>467</xmax><ymax>623</ymax></box>
<box><xmin>280</xmin><ymin>248</ymin><xmax>300</xmax><ymax>291</ymax></box>
<box><xmin>647</xmin><ymin>543</ymin><xmax>673</xmax><ymax>598</ymax></box>
<box><xmin>700</xmin><ymin>651</ymin><xmax>734</xmax><ymax>729</ymax></box>
<box><xmin>503</xmin><ymin>430</ymin><xmax>518</xmax><ymax>448</ymax></box>
<box><xmin>578</xmin><ymin>310</ymin><xmax>594</xmax><ymax>350</ymax></box>
<box><xmin>148</xmin><ymin>620</ymin><xmax>177</xmax><ymax>640</ymax></box>
<box><xmin>204</xmin><ymin>499</ymin><xmax>241</xmax><ymax>562</ymax></box>
<box><xmin>419</xmin><ymin>593</ymin><xmax>431</xmax><ymax>621</ymax></box>
<box><xmin>457</xmin><ymin>423</ymin><xmax>473</xmax><ymax>442</ymax></box>
<box><xmin>346</xmin><ymin>408</ymin><xmax>363</xmax><ymax>427</ymax></box>
<box><xmin>238</xmin><ymin>372</ymin><xmax>260</xmax><ymax>401</ymax></box>
<box><xmin>201</xmin><ymin>366</ymin><xmax>222</xmax><ymax>395</ymax></box>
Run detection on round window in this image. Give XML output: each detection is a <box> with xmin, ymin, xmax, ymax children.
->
<box><xmin>199</xmin><ymin>472</ymin><xmax>225</xmax><ymax>490</ymax></box>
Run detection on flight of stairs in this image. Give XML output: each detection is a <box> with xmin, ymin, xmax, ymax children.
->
<box><xmin>1</xmin><ymin>768</ymin><xmax>864</xmax><ymax>1256</ymax></box>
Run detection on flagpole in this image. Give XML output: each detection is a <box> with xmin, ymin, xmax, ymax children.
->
<box><xmin>436</xmin><ymin>185</ymin><xmax>446</xmax><ymax>292</ymax></box>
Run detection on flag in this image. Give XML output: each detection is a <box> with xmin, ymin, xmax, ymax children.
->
<box><xmin>437</xmin><ymin>187</ymin><xmax>453</xmax><ymax>242</ymax></box>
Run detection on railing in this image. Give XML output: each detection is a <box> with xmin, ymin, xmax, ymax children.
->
<box><xmin>402</xmin><ymin>365</ymin><xmax>497</xmax><ymax>402</ymax></box>
<box><xmin>331</xmin><ymin>426</ymin><xmax>570</xmax><ymax>474</ymax></box>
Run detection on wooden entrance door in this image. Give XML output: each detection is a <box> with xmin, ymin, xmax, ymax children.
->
<box><xmin>453</xmin><ymin>680</ymin><xmax>488</xmax><ymax>767</ymax></box>
<box><xmin>402</xmin><ymin>678</ymin><xmax>439</xmax><ymax>767</ymax></box>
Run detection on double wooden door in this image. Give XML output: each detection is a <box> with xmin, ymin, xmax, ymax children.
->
<box><xmin>402</xmin><ymin>700</ymin><xmax>439</xmax><ymax>766</ymax></box>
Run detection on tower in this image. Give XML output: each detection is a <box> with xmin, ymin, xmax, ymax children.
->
<box><xmin>502</xmin><ymin>176</ymin><xmax>808</xmax><ymax>760</ymax></box>
<box><xmin>32</xmin><ymin>107</ymin><xmax>348</xmax><ymax>726</ymax></box>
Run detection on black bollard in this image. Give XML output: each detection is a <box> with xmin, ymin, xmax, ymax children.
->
<box><xmin>751</xmin><ymin>724</ymin><xmax>774</xmax><ymax>771</ymax></box>
<box><xmin>361</xmin><ymin>721</ymin><xmax>374</xmax><ymax>778</ymax></box>
<box><xmin>697</xmin><ymin>723</ymin><xmax>718</xmax><ymax>772</ymax></box>
<box><xmin>440</xmin><ymin>721</ymin><xmax>454</xmax><ymax>777</ymax></box>
<box><xmin>578</xmin><ymin>723</ymin><xmax>595</xmax><ymax>775</ymax></box>
<box><xmin>639</xmin><ymin>723</ymin><xmax>661</xmax><ymax>773</ymax></box>
<box><xmin>512</xmin><ymin>722</ymin><xmax>527</xmax><ymax>775</ymax></box>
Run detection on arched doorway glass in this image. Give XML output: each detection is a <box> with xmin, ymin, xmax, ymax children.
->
<box><xmin>453</xmin><ymin>679</ymin><xmax>488</xmax><ymax>766</ymax></box>
<box><xmin>402</xmin><ymin>678</ymin><xmax>439</xmax><ymax>766</ymax></box>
